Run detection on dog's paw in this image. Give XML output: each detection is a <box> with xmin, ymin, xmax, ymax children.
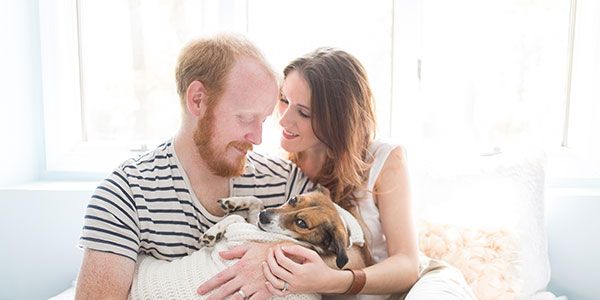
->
<box><xmin>199</xmin><ymin>231</ymin><xmax>224</xmax><ymax>247</ymax></box>
<box><xmin>218</xmin><ymin>196</ymin><xmax>263</xmax><ymax>214</ymax></box>
<box><xmin>218</xmin><ymin>198</ymin><xmax>240</xmax><ymax>213</ymax></box>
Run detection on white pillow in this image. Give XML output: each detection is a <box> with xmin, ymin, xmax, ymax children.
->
<box><xmin>409</xmin><ymin>147</ymin><xmax>550</xmax><ymax>298</ymax></box>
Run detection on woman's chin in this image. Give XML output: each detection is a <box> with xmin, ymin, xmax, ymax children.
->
<box><xmin>280</xmin><ymin>139</ymin><xmax>300</xmax><ymax>153</ymax></box>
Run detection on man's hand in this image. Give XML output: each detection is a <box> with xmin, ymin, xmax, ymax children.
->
<box><xmin>75</xmin><ymin>249</ymin><xmax>135</xmax><ymax>300</ymax></box>
<box><xmin>197</xmin><ymin>242</ymin><xmax>280</xmax><ymax>300</ymax></box>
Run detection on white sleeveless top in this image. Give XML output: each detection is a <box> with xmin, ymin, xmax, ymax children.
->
<box><xmin>358</xmin><ymin>140</ymin><xmax>398</xmax><ymax>264</ymax></box>
<box><xmin>325</xmin><ymin>140</ymin><xmax>398</xmax><ymax>300</ymax></box>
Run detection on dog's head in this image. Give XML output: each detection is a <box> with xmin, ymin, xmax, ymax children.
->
<box><xmin>257</xmin><ymin>186</ymin><xmax>350</xmax><ymax>269</ymax></box>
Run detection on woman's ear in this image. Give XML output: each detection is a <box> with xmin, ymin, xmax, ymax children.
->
<box><xmin>186</xmin><ymin>80</ymin><xmax>208</xmax><ymax>117</ymax></box>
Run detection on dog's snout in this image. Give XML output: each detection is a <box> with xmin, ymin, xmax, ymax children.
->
<box><xmin>259</xmin><ymin>210</ymin><xmax>272</xmax><ymax>224</ymax></box>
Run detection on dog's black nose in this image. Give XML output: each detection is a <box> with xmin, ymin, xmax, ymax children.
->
<box><xmin>259</xmin><ymin>210</ymin><xmax>272</xmax><ymax>224</ymax></box>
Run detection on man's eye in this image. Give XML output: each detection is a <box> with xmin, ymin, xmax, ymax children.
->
<box><xmin>295</xmin><ymin>218</ymin><xmax>308</xmax><ymax>229</ymax></box>
<box><xmin>237</xmin><ymin>115</ymin><xmax>253</xmax><ymax>124</ymax></box>
<box><xmin>279</xmin><ymin>98</ymin><xmax>289</xmax><ymax>105</ymax></box>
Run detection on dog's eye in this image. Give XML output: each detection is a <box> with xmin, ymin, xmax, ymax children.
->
<box><xmin>288</xmin><ymin>197</ymin><xmax>297</xmax><ymax>206</ymax></box>
<box><xmin>295</xmin><ymin>218</ymin><xmax>308</xmax><ymax>229</ymax></box>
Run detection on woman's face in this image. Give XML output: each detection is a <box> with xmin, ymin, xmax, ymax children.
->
<box><xmin>278</xmin><ymin>70</ymin><xmax>324</xmax><ymax>153</ymax></box>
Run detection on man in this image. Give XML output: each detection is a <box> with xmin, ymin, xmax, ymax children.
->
<box><xmin>75</xmin><ymin>34</ymin><xmax>312</xmax><ymax>299</ymax></box>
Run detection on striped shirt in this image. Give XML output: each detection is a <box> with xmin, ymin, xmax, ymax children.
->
<box><xmin>78</xmin><ymin>140</ymin><xmax>313</xmax><ymax>262</ymax></box>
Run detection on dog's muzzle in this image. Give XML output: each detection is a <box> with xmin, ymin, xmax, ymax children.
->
<box><xmin>258</xmin><ymin>210</ymin><xmax>273</xmax><ymax>225</ymax></box>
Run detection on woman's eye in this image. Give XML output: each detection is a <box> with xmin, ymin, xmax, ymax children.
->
<box><xmin>279</xmin><ymin>98</ymin><xmax>289</xmax><ymax>105</ymax></box>
<box><xmin>295</xmin><ymin>218</ymin><xmax>308</xmax><ymax>229</ymax></box>
<box><xmin>298</xmin><ymin>110</ymin><xmax>310</xmax><ymax>118</ymax></box>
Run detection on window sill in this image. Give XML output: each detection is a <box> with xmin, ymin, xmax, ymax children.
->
<box><xmin>0</xmin><ymin>180</ymin><xmax>98</xmax><ymax>193</ymax></box>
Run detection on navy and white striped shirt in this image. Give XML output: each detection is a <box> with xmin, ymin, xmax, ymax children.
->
<box><xmin>78</xmin><ymin>140</ymin><xmax>313</xmax><ymax>261</ymax></box>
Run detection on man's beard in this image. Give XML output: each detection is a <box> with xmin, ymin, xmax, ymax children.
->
<box><xmin>193</xmin><ymin>111</ymin><xmax>253</xmax><ymax>177</ymax></box>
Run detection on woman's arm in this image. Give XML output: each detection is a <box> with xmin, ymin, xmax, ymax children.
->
<box><xmin>358</xmin><ymin>145</ymin><xmax>420</xmax><ymax>294</ymax></box>
<box><xmin>263</xmin><ymin>146</ymin><xmax>420</xmax><ymax>296</ymax></box>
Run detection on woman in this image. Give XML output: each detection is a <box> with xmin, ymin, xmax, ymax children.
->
<box><xmin>261</xmin><ymin>48</ymin><xmax>475</xmax><ymax>299</ymax></box>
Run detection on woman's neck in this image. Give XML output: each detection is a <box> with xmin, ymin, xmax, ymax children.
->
<box><xmin>297</xmin><ymin>146</ymin><xmax>328</xmax><ymax>181</ymax></box>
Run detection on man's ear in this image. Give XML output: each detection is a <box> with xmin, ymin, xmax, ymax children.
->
<box><xmin>186</xmin><ymin>80</ymin><xmax>208</xmax><ymax>117</ymax></box>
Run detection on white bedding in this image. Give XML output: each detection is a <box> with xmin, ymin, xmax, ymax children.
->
<box><xmin>50</xmin><ymin>148</ymin><xmax>567</xmax><ymax>300</ymax></box>
<box><xmin>129</xmin><ymin>222</ymin><xmax>319</xmax><ymax>300</ymax></box>
<box><xmin>128</xmin><ymin>203</ymin><xmax>367</xmax><ymax>300</ymax></box>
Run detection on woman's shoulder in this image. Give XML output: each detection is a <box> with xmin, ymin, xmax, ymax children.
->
<box><xmin>365</xmin><ymin>139</ymin><xmax>407</xmax><ymax>189</ymax></box>
<box><xmin>369</xmin><ymin>139</ymin><xmax>406</xmax><ymax>162</ymax></box>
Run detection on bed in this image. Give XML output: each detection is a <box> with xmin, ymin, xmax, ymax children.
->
<box><xmin>50</xmin><ymin>147</ymin><xmax>565</xmax><ymax>300</ymax></box>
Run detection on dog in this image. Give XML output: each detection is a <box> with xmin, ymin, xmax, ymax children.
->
<box><xmin>200</xmin><ymin>186</ymin><xmax>372</xmax><ymax>269</ymax></box>
<box><xmin>129</xmin><ymin>187</ymin><xmax>373</xmax><ymax>299</ymax></box>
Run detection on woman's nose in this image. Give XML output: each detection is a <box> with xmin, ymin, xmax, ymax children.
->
<box><xmin>278</xmin><ymin>107</ymin><xmax>292</xmax><ymax>128</ymax></box>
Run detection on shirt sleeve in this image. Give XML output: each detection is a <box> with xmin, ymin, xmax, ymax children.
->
<box><xmin>78</xmin><ymin>165</ymin><xmax>140</xmax><ymax>261</ymax></box>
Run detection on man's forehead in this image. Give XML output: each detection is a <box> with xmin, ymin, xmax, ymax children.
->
<box><xmin>223</xmin><ymin>88</ymin><xmax>277</xmax><ymax>113</ymax></box>
<box><xmin>216</xmin><ymin>94</ymin><xmax>276</xmax><ymax>115</ymax></box>
<box><xmin>213</xmin><ymin>57</ymin><xmax>278</xmax><ymax>113</ymax></box>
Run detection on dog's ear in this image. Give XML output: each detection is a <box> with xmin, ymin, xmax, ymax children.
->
<box><xmin>312</xmin><ymin>185</ymin><xmax>330</xmax><ymax>197</ymax></box>
<box><xmin>323</xmin><ymin>222</ymin><xmax>349</xmax><ymax>269</ymax></box>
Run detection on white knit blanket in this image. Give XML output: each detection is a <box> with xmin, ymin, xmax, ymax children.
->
<box><xmin>129</xmin><ymin>206</ymin><xmax>364</xmax><ymax>300</ymax></box>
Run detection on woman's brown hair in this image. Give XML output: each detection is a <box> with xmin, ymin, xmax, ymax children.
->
<box><xmin>284</xmin><ymin>48</ymin><xmax>377</xmax><ymax>209</ymax></box>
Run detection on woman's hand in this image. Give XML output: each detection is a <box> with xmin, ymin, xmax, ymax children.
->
<box><xmin>262</xmin><ymin>244</ymin><xmax>351</xmax><ymax>296</ymax></box>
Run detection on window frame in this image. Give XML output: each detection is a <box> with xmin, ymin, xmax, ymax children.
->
<box><xmin>39</xmin><ymin>0</ymin><xmax>136</xmax><ymax>177</ymax></box>
<box><xmin>38</xmin><ymin>0</ymin><xmax>599</xmax><ymax>183</ymax></box>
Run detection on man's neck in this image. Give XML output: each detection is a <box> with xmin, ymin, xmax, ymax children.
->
<box><xmin>173</xmin><ymin>129</ymin><xmax>231</xmax><ymax>215</ymax></box>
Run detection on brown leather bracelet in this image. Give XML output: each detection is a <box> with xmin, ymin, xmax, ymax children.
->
<box><xmin>343</xmin><ymin>269</ymin><xmax>366</xmax><ymax>295</ymax></box>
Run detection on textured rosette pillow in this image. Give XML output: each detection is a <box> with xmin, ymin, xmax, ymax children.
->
<box><xmin>418</xmin><ymin>221</ymin><xmax>521</xmax><ymax>300</ymax></box>
<box><xmin>410</xmin><ymin>147</ymin><xmax>551</xmax><ymax>300</ymax></box>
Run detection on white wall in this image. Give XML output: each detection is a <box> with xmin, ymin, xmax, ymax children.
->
<box><xmin>0</xmin><ymin>1</ymin><xmax>82</xmax><ymax>299</ymax></box>
<box><xmin>0</xmin><ymin>187</ymin><xmax>91</xmax><ymax>300</ymax></box>
<box><xmin>0</xmin><ymin>0</ymin><xmax>45</xmax><ymax>186</ymax></box>
<box><xmin>546</xmin><ymin>190</ymin><xmax>600</xmax><ymax>300</ymax></box>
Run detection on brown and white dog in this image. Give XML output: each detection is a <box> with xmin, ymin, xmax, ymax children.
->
<box><xmin>200</xmin><ymin>186</ymin><xmax>372</xmax><ymax>269</ymax></box>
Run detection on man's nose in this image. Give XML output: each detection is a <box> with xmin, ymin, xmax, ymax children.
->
<box><xmin>245</xmin><ymin>122</ymin><xmax>263</xmax><ymax>145</ymax></box>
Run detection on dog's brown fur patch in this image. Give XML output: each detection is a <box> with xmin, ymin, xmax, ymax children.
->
<box><xmin>259</xmin><ymin>187</ymin><xmax>373</xmax><ymax>269</ymax></box>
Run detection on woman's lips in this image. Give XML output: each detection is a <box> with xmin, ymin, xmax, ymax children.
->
<box><xmin>282</xmin><ymin>129</ymin><xmax>299</xmax><ymax>140</ymax></box>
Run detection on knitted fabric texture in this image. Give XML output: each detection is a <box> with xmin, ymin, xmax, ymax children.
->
<box><xmin>129</xmin><ymin>205</ymin><xmax>365</xmax><ymax>300</ymax></box>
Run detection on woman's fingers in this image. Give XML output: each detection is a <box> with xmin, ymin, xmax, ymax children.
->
<box><xmin>280</xmin><ymin>245</ymin><xmax>319</xmax><ymax>262</ymax></box>
<box><xmin>273</xmin><ymin>246</ymin><xmax>301</xmax><ymax>272</ymax></box>
<box><xmin>265</xmin><ymin>248</ymin><xmax>292</xmax><ymax>281</ymax></box>
<box><xmin>262</xmin><ymin>261</ymin><xmax>286</xmax><ymax>289</ymax></box>
<box><xmin>265</xmin><ymin>281</ymin><xmax>288</xmax><ymax>297</ymax></box>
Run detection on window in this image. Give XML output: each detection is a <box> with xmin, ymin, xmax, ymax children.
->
<box><xmin>40</xmin><ymin>0</ymin><xmax>393</xmax><ymax>174</ymax></box>
<box><xmin>393</xmin><ymin>0</ymin><xmax>571</xmax><ymax>150</ymax></box>
<box><xmin>40</xmin><ymin>0</ymin><xmax>599</xmax><ymax>178</ymax></box>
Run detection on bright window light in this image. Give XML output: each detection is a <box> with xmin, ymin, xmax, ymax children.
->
<box><xmin>39</xmin><ymin>0</ymin><xmax>599</xmax><ymax>178</ymax></box>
